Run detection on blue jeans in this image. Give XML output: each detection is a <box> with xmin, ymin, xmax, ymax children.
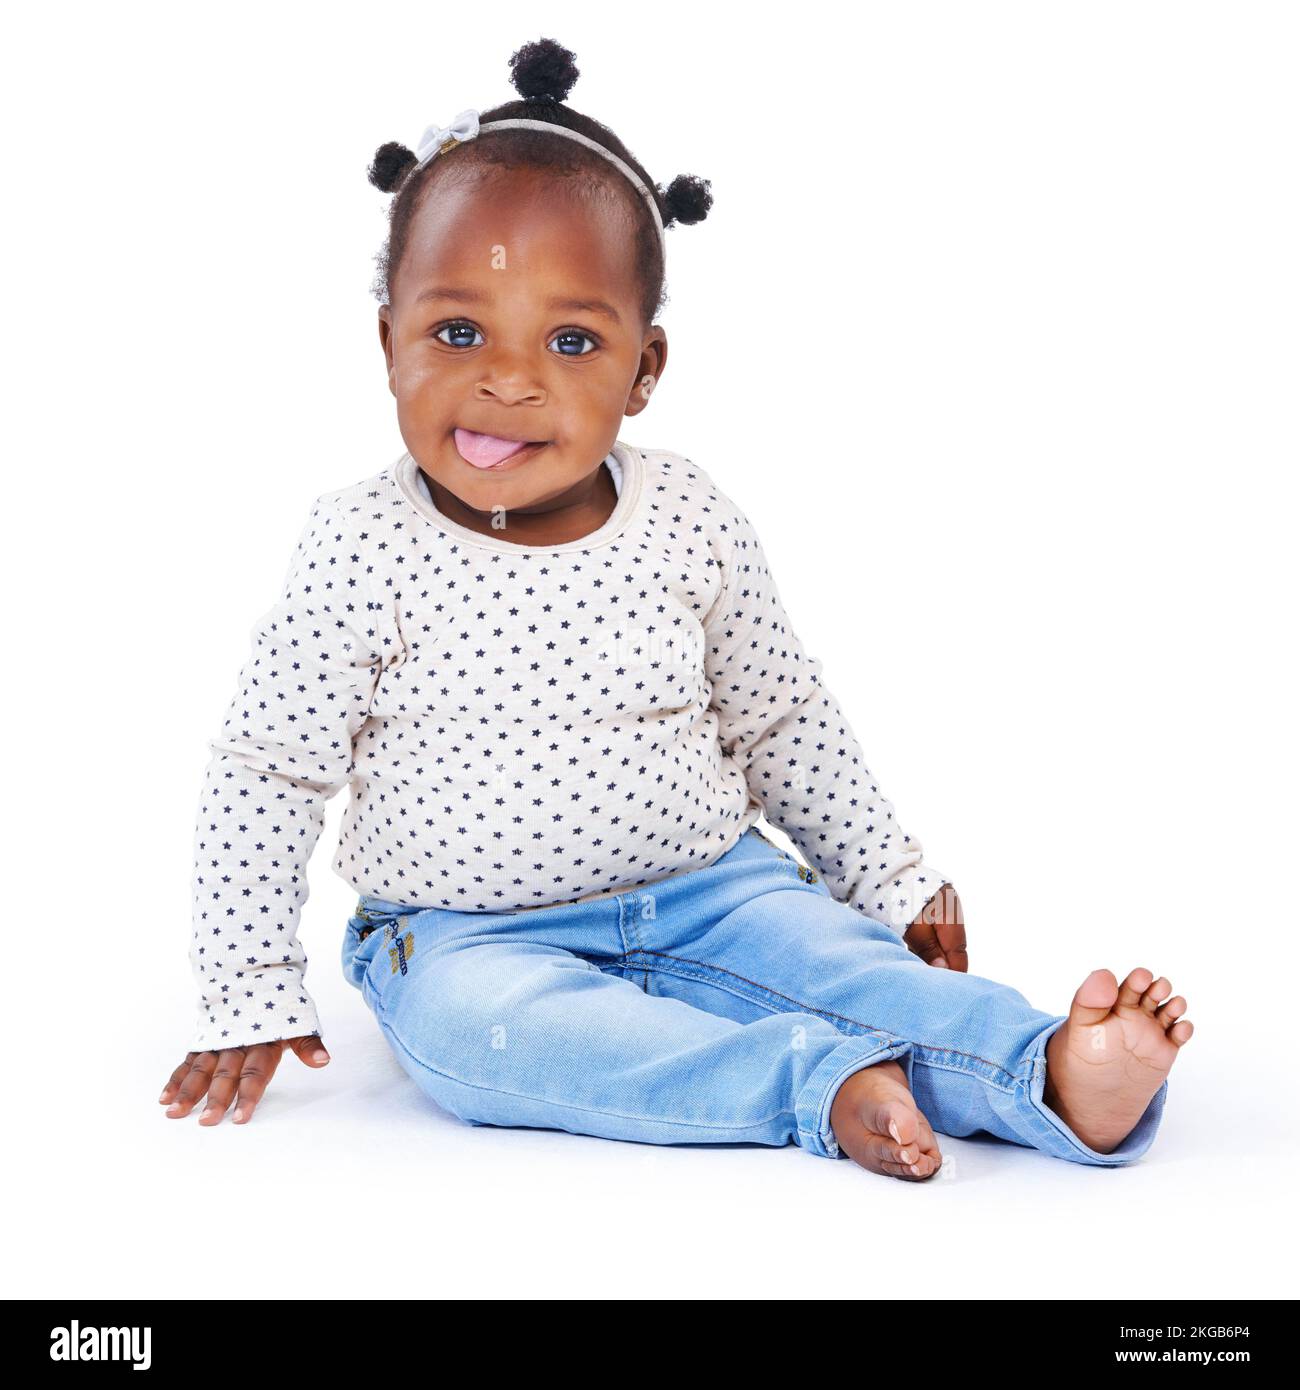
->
<box><xmin>340</xmin><ymin>827</ymin><xmax>1167</xmax><ymax>1164</ymax></box>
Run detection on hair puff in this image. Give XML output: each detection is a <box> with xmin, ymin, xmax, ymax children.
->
<box><xmin>508</xmin><ymin>37</ymin><xmax>580</xmax><ymax>103</ymax></box>
<box><xmin>367</xmin><ymin>141</ymin><xmax>418</xmax><ymax>194</ymax></box>
<box><xmin>662</xmin><ymin>174</ymin><xmax>713</xmax><ymax>228</ymax></box>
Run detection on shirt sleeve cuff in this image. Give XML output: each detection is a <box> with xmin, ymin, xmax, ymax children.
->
<box><xmin>857</xmin><ymin>864</ymin><xmax>951</xmax><ymax>935</ymax></box>
<box><xmin>192</xmin><ymin>1000</ymin><xmax>323</xmax><ymax>1054</ymax></box>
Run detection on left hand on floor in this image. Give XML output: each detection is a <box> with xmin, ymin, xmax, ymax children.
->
<box><xmin>904</xmin><ymin>884</ymin><xmax>968</xmax><ymax>972</ymax></box>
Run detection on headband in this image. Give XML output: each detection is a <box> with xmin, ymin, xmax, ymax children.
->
<box><xmin>414</xmin><ymin>109</ymin><xmax>667</xmax><ymax>258</ymax></box>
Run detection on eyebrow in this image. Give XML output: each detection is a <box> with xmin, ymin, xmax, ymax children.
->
<box><xmin>413</xmin><ymin>285</ymin><xmax>623</xmax><ymax>325</ymax></box>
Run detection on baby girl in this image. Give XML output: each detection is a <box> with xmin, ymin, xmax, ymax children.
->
<box><xmin>160</xmin><ymin>38</ymin><xmax>1192</xmax><ymax>1180</ymax></box>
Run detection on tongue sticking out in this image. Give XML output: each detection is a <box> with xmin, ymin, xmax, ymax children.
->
<box><xmin>454</xmin><ymin>428</ymin><xmax>539</xmax><ymax>469</ymax></box>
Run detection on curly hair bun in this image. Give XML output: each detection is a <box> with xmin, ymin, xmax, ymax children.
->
<box><xmin>509</xmin><ymin>37</ymin><xmax>580</xmax><ymax>104</ymax></box>
<box><xmin>662</xmin><ymin>174</ymin><xmax>714</xmax><ymax>228</ymax></box>
<box><xmin>368</xmin><ymin>141</ymin><xmax>418</xmax><ymax>194</ymax></box>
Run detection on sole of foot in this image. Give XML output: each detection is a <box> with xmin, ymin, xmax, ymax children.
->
<box><xmin>1043</xmin><ymin>967</ymin><xmax>1193</xmax><ymax>1154</ymax></box>
<box><xmin>829</xmin><ymin>1058</ymin><xmax>943</xmax><ymax>1181</ymax></box>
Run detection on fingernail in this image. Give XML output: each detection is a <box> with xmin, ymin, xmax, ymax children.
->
<box><xmin>166</xmin><ymin>1103</ymin><xmax>180</xmax><ymax>1114</ymax></box>
<box><xmin>232</xmin><ymin>1108</ymin><xmax>245</xmax><ymax>1122</ymax></box>
<box><xmin>312</xmin><ymin>1049</ymin><xmax>329</xmax><ymax>1063</ymax></box>
<box><xmin>910</xmin><ymin>1164</ymin><xmax>922</xmax><ymax>1176</ymax></box>
<box><xmin>888</xmin><ymin>1120</ymin><xmax>901</xmax><ymax>1143</ymax></box>
<box><xmin>201</xmin><ymin>1108</ymin><xmax>214</xmax><ymax>1120</ymax></box>
<box><xmin>158</xmin><ymin>1091</ymin><xmax>170</xmax><ymax>1104</ymax></box>
<box><xmin>899</xmin><ymin>1148</ymin><xmax>913</xmax><ymax>1164</ymax></box>
<box><xmin>933</xmin><ymin>958</ymin><xmax>948</xmax><ymax>968</ymax></box>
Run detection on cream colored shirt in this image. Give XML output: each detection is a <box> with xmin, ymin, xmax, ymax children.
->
<box><xmin>189</xmin><ymin>442</ymin><xmax>949</xmax><ymax>1050</ymax></box>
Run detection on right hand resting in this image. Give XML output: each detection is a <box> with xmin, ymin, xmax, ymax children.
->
<box><xmin>158</xmin><ymin>1035</ymin><xmax>331</xmax><ymax>1125</ymax></box>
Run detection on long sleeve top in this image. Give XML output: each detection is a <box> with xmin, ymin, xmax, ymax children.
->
<box><xmin>189</xmin><ymin>442</ymin><xmax>950</xmax><ymax>1051</ymax></box>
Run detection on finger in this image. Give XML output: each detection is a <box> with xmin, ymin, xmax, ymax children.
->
<box><xmin>936</xmin><ymin>911</ymin><xmax>967</xmax><ymax>951</ymax></box>
<box><xmin>160</xmin><ymin>1053</ymin><xmax>199</xmax><ymax>1105</ymax></box>
<box><xmin>935</xmin><ymin>895</ymin><xmax>967</xmax><ymax>951</ymax></box>
<box><xmin>230</xmin><ymin>1043</ymin><xmax>285</xmax><ymax>1124</ymax></box>
<box><xmin>929</xmin><ymin>886</ymin><xmax>961</xmax><ymax>927</ymax></box>
<box><xmin>904</xmin><ymin>923</ymin><xmax>945</xmax><ymax>966</ymax></box>
<box><xmin>198</xmin><ymin>1048</ymin><xmax>254</xmax><ymax>1126</ymax></box>
<box><xmin>936</xmin><ymin>923</ymin><xmax>970</xmax><ymax>973</ymax></box>
<box><xmin>288</xmin><ymin>1034</ymin><xmax>331</xmax><ymax>1067</ymax></box>
<box><xmin>165</xmin><ymin>1052</ymin><xmax>217</xmax><ymax>1118</ymax></box>
<box><xmin>914</xmin><ymin>938</ymin><xmax>946</xmax><ymax>965</ymax></box>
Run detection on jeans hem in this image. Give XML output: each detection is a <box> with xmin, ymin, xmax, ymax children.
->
<box><xmin>1017</xmin><ymin>1017</ymin><xmax>1170</xmax><ymax>1166</ymax></box>
<box><xmin>795</xmin><ymin>1034</ymin><xmax>913</xmax><ymax>1160</ymax></box>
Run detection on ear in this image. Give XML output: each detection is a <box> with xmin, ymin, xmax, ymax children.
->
<box><xmin>624</xmin><ymin>327</ymin><xmax>668</xmax><ymax>418</ymax></box>
<box><xmin>378</xmin><ymin>305</ymin><xmax>397</xmax><ymax>398</ymax></box>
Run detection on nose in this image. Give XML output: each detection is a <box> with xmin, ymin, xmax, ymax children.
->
<box><xmin>473</xmin><ymin>353</ymin><xmax>547</xmax><ymax>407</ymax></box>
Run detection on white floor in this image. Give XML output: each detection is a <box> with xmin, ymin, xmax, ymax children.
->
<box><xmin>14</xmin><ymin>918</ymin><xmax>1293</xmax><ymax>1301</ymax></box>
<box><xmin>9</xmin><ymin>0</ymin><xmax>1297</xmax><ymax>1308</ymax></box>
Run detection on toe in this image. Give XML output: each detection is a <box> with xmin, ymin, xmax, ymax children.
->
<box><xmin>864</xmin><ymin>1131</ymin><xmax>923</xmax><ymax>1169</ymax></box>
<box><xmin>876</xmin><ymin>1099</ymin><xmax>920</xmax><ymax>1151</ymax></box>
<box><xmin>1140</xmin><ymin>977</ymin><xmax>1172</xmax><ymax>1013</ymax></box>
<box><xmin>1070</xmin><ymin>968</ymin><xmax>1120</xmax><ymax>1023</ymax></box>
<box><xmin>881</xmin><ymin>1157</ymin><xmax>937</xmax><ymax>1181</ymax></box>
<box><xmin>1155</xmin><ymin>995</ymin><xmax>1187</xmax><ymax>1029</ymax></box>
<box><xmin>1117</xmin><ymin>967</ymin><xmax>1155</xmax><ymax>1010</ymax></box>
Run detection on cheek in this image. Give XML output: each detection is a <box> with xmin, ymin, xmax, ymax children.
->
<box><xmin>393</xmin><ymin>348</ymin><xmax>453</xmax><ymax>406</ymax></box>
<box><xmin>560</xmin><ymin>359</ymin><xmax>638</xmax><ymax>416</ymax></box>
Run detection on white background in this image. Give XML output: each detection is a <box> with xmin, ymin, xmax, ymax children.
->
<box><xmin>4</xmin><ymin>0</ymin><xmax>1296</xmax><ymax>1300</ymax></box>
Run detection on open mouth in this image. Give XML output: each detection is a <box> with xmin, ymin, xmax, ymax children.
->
<box><xmin>453</xmin><ymin>427</ymin><xmax>550</xmax><ymax>471</ymax></box>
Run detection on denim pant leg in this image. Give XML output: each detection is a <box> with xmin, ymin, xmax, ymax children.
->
<box><xmin>630</xmin><ymin>831</ymin><xmax>1167</xmax><ymax>1167</ymax></box>
<box><xmin>339</xmin><ymin>866</ymin><xmax>909</xmax><ymax>1154</ymax></box>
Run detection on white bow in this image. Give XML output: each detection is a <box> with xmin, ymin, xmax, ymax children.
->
<box><xmin>415</xmin><ymin>108</ymin><xmax>481</xmax><ymax>163</ymax></box>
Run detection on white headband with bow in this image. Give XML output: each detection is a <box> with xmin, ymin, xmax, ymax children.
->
<box><xmin>413</xmin><ymin>107</ymin><xmax>666</xmax><ymax>254</ymax></box>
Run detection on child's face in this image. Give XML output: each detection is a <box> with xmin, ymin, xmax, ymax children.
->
<box><xmin>378</xmin><ymin>166</ymin><xmax>667</xmax><ymax>514</ymax></box>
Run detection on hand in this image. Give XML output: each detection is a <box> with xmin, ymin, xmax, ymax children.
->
<box><xmin>158</xmin><ymin>1035</ymin><xmax>331</xmax><ymax>1126</ymax></box>
<box><xmin>903</xmin><ymin>884</ymin><xmax>968</xmax><ymax>972</ymax></box>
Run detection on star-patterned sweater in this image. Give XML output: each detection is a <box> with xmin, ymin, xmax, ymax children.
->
<box><xmin>189</xmin><ymin>441</ymin><xmax>950</xmax><ymax>1051</ymax></box>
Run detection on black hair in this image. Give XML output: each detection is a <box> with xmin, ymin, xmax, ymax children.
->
<box><xmin>366</xmin><ymin>37</ymin><xmax>713</xmax><ymax>326</ymax></box>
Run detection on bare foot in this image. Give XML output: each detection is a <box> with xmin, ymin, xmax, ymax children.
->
<box><xmin>829</xmin><ymin>1059</ymin><xmax>943</xmax><ymax>1181</ymax></box>
<box><xmin>1043</xmin><ymin>967</ymin><xmax>1193</xmax><ymax>1154</ymax></box>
